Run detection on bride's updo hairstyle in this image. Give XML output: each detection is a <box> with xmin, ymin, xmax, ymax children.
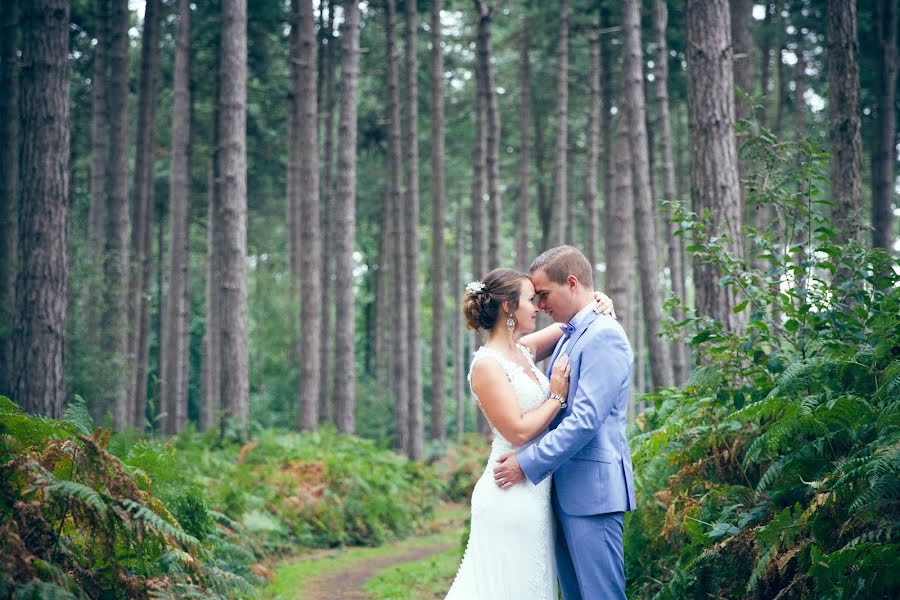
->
<box><xmin>463</xmin><ymin>268</ymin><xmax>529</xmax><ymax>331</ymax></box>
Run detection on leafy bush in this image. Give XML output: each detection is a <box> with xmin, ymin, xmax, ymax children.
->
<box><xmin>0</xmin><ymin>397</ymin><xmax>258</xmax><ymax>599</ymax></box>
<box><xmin>627</xmin><ymin>136</ymin><xmax>899</xmax><ymax>599</ymax></box>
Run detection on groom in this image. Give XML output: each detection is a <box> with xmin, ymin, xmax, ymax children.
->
<box><xmin>494</xmin><ymin>245</ymin><xmax>636</xmax><ymax>600</ymax></box>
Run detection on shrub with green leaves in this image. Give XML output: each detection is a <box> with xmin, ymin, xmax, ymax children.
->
<box><xmin>627</xmin><ymin>134</ymin><xmax>900</xmax><ymax>599</ymax></box>
<box><xmin>0</xmin><ymin>397</ymin><xmax>258</xmax><ymax>599</ymax></box>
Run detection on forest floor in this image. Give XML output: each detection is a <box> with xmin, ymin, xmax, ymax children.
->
<box><xmin>260</xmin><ymin>504</ymin><xmax>467</xmax><ymax>600</ymax></box>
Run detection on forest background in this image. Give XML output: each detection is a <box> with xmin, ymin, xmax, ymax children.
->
<box><xmin>1</xmin><ymin>0</ymin><xmax>898</xmax><ymax>598</ymax></box>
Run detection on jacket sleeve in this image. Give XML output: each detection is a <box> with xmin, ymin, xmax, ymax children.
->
<box><xmin>518</xmin><ymin>325</ymin><xmax>632</xmax><ymax>485</ymax></box>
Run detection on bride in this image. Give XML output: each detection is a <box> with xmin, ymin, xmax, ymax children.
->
<box><xmin>446</xmin><ymin>268</ymin><xmax>611</xmax><ymax>599</ymax></box>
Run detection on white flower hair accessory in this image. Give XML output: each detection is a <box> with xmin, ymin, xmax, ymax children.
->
<box><xmin>465</xmin><ymin>280</ymin><xmax>486</xmax><ymax>296</ymax></box>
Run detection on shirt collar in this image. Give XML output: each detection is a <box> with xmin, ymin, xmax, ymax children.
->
<box><xmin>566</xmin><ymin>303</ymin><xmax>596</xmax><ymax>333</ymax></box>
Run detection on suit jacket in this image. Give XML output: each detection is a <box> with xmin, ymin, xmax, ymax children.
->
<box><xmin>518</xmin><ymin>309</ymin><xmax>637</xmax><ymax>516</ymax></box>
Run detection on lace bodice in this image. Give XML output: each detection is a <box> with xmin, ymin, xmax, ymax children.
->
<box><xmin>468</xmin><ymin>344</ymin><xmax>551</xmax><ymax>452</ymax></box>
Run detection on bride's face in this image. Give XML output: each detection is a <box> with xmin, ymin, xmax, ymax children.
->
<box><xmin>513</xmin><ymin>279</ymin><xmax>540</xmax><ymax>335</ymax></box>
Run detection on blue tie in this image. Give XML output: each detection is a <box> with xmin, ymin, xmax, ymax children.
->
<box><xmin>560</xmin><ymin>322</ymin><xmax>576</xmax><ymax>337</ymax></box>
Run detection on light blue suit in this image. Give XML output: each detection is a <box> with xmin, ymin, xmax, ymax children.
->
<box><xmin>518</xmin><ymin>306</ymin><xmax>636</xmax><ymax>600</ymax></box>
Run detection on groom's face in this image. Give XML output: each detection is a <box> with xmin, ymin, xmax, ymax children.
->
<box><xmin>530</xmin><ymin>269</ymin><xmax>574</xmax><ymax>323</ymax></box>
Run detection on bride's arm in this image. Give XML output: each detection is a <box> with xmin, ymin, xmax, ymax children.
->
<box><xmin>471</xmin><ymin>357</ymin><xmax>570</xmax><ymax>446</ymax></box>
<box><xmin>519</xmin><ymin>324</ymin><xmax>565</xmax><ymax>363</ymax></box>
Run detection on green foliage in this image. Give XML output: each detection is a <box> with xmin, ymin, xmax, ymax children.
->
<box><xmin>627</xmin><ymin>135</ymin><xmax>900</xmax><ymax>598</ymax></box>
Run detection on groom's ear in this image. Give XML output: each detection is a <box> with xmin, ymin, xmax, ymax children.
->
<box><xmin>566</xmin><ymin>274</ymin><xmax>579</xmax><ymax>291</ymax></box>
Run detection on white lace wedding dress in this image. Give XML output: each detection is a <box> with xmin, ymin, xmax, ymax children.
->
<box><xmin>446</xmin><ymin>344</ymin><xmax>558</xmax><ymax>600</ymax></box>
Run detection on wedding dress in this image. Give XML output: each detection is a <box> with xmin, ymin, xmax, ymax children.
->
<box><xmin>446</xmin><ymin>344</ymin><xmax>558</xmax><ymax>600</ymax></box>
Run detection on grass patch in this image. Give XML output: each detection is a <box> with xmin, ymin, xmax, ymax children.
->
<box><xmin>364</xmin><ymin>543</ymin><xmax>462</xmax><ymax>600</ymax></box>
<box><xmin>262</xmin><ymin>506</ymin><xmax>467</xmax><ymax>600</ymax></box>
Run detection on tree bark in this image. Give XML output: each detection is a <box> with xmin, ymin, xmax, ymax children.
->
<box><xmin>622</xmin><ymin>0</ymin><xmax>674</xmax><ymax>390</ymax></box>
<box><xmin>515</xmin><ymin>28</ymin><xmax>531</xmax><ymax>271</ymax></box>
<box><xmin>201</xmin><ymin>149</ymin><xmax>221</xmax><ymax>433</ymax></box>
<box><xmin>827</xmin><ymin>0</ymin><xmax>862</xmax><ymax>247</ymax></box>
<box><xmin>686</xmin><ymin>0</ymin><xmax>746</xmax><ymax>334</ymax></box>
<box><xmin>386</xmin><ymin>0</ymin><xmax>409</xmax><ymax>450</ymax></box>
<box><xmin>287</xmin><ymin>1</ymin><xmax>302</xmax><ymax>308</ymax></box>
<box><xmin>550</xmin><ymin>0</ymin><xmax>569</xmax><ymax>246</ymax></box>
<box><xmin>319</xmin><ymin>0</ymin><xmax>336</xmax><ymax>424</ymax></box>
<box><xmin>653</xmin><ymin>0</ymin><xmax>689</xmax><ymax>385</ymax></box>
<box><xmin>584</xmin><ymin>26</ymin><xmax>600</xmax><ymax>277</ymax></box>
<box><xmin>161</xmin><ymin>0</ymin><xmax>191</xmax><ymax>436</ymax></box>
<box><xmin>605</xmin><ymin>118</ymin><xmax>634</xmax><ymax>342</ymax></box>
<box><xmin>475</xmin><ymin>1</ymin><xmax>501</xmax><ymax>270</ymax></box>
<box><xmin>404</xmin><ymin>0</ymin><xmax>423</xmax><ymax>459</ymax></box>
<box><xmin>333</xmin><ymin>0</ymin><xmax>360</xmax><ymax>434</ymax></box>
<box><xmin>872</xmin><ymin>0</ymin><xmax>896</xmax><ymax>250</ymax></box>
<box><xmin>103</xmin><ymin>0</ymin><xmax>131</xmax><ymax>428</ymax></box>
<box><xmin>600</xmin><ymin>7</ymin><xmax>613</xmax><ymax>268</ymax></box>
<box><xmin>218</xmin><ymin>0</ymin><xmax>250</xmax><ymax>438</ymax></box>
<box><xmin>129</xmin><ymin>0</ymin><xmax>162</xmax><ymax>429</ymax></box>
<box><xmin>13</xmin><ymin>0</ymin><xmax>70</xmax><ymax>417</ymax></box>
<box><xmin>730</xmin><ymin>0</ymin><xmax>752</xmax><ymax>263</ymax></box>
<box><xmin>88</xmin><ymin>0</ymin><xmax>109</xmax><ymax>258</ymax></box>
<box><xmin>295</xmin><ymin>0</ymin><xmax>321</xmax><ymax>431</ymax></box>
<box><xmin>0</xmin><ymin>0</ymin><xmax>19</xmax><ymax>399</ymax></box>
<box><xmin>430</xmin><ymin>0</ymin><xmax>446</xmax><ymax>443</ymax></box>
<box><xmin>452</xmin><ymin>205</ymin><xmax>465</xmax><ymax>438</ymax></box>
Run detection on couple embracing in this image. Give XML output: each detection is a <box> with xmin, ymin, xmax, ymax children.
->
<box><xmin>446</xmin><ymin>245</ymin><xmax>637</xmax><ymax>600</ymax></box>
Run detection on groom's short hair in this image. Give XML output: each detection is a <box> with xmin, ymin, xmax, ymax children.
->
<box><xmin>530</xmin><ymin>245</ymin><xmax>593</xmax><ymax>288</ymax></box>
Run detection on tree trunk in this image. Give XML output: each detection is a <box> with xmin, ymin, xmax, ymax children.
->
<box><xmin>872</xmin><ymin>0</ymin><xmax>896</xmax><ymax>250</ymax></box>
<box><xmin>622</xmin><ymin>0</ymin><xmax>674</xmax><ymax>390</ymax></box>
<box><xmin>584</xmin><ymin>26</ymin><xmax>600</xmax><ymax>277</ymax></box>
<box><xmin>386</xmin><ymin>0</ymin><xmax>409</xmax><ymax>450</ymax></box>
<box><xmin>550</xmin><ymin>0</ymin><xmax>569</xmax><ymax>246</ymax></box>
<box><xmin>201</xmin><ymin>148</ymin><xmax>221</xmax><ymax>433</ymax></box>
<box><xmin>333</xmin><ymin>0</ymin><xmax>360</xmax><ymax>434</ymax></box>
<box><xmin>287</xmin><ymin>1</ymin><xmax>302</xmax><ymax>309</ymax></box>
<box><xmin>730</xmin><ymin>0</ymin><xmax>752</xmax><ymax>263</ymax></box>
<box><xmin>296</xmin><ymin>0</ymin><xmax>321</xmax><ymax>431</ymax></box>
<box><xmin>686</xmin><ymin>0</ymin><xmax>745</xmax><ymax>334</ymax></box>
<box><xmin>0</xmin><ymin>0</ymin><xmax>19</xmax><ymax>399</ymax></box>
<box><xmin>161</xmin><ymin>0</ymin><xmax>191</xmax><ymax>436</ymax></box>
<box><xmin>515</xmin><ymin>28</ymin><xmax>531</xmax><ymax>271</ymax></box>
<box><xmin>319</xmin><ymin>0</ymin><xmax>336</xmax><ymax>424</ymax></box>
<box><xmin>534</xmin><ymin>112</ymin><xmax>551</xmax><ymax>251</ymax></box>
<box><xmin>13</xmin><ymin>0</ymin><xmax>70</xmax><ymax>417</ymax></box>
<box><xmin>430</xmin><ymin>0</ymin><xmax>446</xmax><ymax>443</ymax></box>
<box><xmin>404</xmin><ymin>0</ymin><xmax>423</xmax><ymax>459</ymax></box>
<box><xmin>129</xmin><ymin>0</ymin><xmax>162</xmax><ymax>429</ymax></box>
<box><xmin>827</xmin><ymin>0</ymin><xmax>862</xmax><ymax>248</ymax></box>
<box><xmin>653</xmin><ymin>0</ymin><xmax>689</xmax><ymax>385</ymax></box>
<box><xmin>88</xmin><ymin>0</ymin><xmax>109</xmax><ymax>258</ymax></box>
<box><xmin>605</xmin><ymin>117</ymin><xmax>634</xmax><ymax>341</ymax></box>
<box><xmin>758</xmin><ymin>3</ymin><xmax>774</xmax><ymax>129</ymax></box>
<box><xmin>600</xmin><ymin>7</ymin><xmax>613</xmax><ymax>270</ymax></box>
<box><xmin>475</xmin><ymin>1</ymin><xmax>501</xmax><ymax>270</ymax></box>
<box><xmin>103</xmin><ymin>0</ymin><xmax>131</xmax><ymax>428</ymax></box>
<box><xmin>452</xmin><ymin>205</ymin><xmax>465</xmax><ymax>438</ymax></box>
<box><xmin>471</xmin><ymin>38</ymin><xmax>487</xmax><ymax>281</ymax></box>
<box><xmin>84</xmin><ymin>0</ymin><xmax>108</xmax><ymax>370</ymax></box>
<box><xmin>218</xmin><ymin>0</ymin><xmax>249</xmax><ymax>438</ymax></box>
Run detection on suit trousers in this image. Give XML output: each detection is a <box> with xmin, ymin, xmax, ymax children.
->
<box><xmin>553</xmin><ymin>491</ymin><xmax>625</xmax><ymax>600</ymax></box>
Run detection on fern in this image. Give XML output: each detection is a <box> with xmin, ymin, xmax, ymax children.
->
<box><xmin>119</xmin><ymin>498</ymin><xmax>203</xmax><ymax>554</ymax></box>
<box><xmin>45</xmin><ymin>479</ymin><xmax>109</xmax><ymax>516</ymax></box>
<box><xmin>62</xmin><ymin>396</ymin><xmax>94</xmax><ymax>437</ymax></box>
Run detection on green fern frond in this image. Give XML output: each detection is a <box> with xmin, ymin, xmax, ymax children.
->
<box><xmin>63</xmin><ymin>396</ymin><xmax>94</xmax><ymax>437</ymax></box>
<box><xmin>816</xmin><ymin>395</ymin><xmax>877</xmax><ymax>431</ymax></box>
<box><xmin>13</xmin><ymin>580</ymin><xmax>81</xmax><ymax>600</ymax></box>
<box><xmin>745</xmin><ymin>414</ymin><xmax>827</xmax><ymax>465</ymax></box>
<box><xmin>848</xmin><ymin>460</ymin><xmax>900</xmax><ymax>513</ymax></box>
<box><xmin>729</xmin><ymin>394</ymin><xmax>794</xmax><ymax>424</ymax></box>
<box><xmin>875</xmin><ymin>360</ymin><xmax>900</xmax><ymax>403</ymax></box>
<box><xmin>119</xmin><ymin>498</ymin><xmax>203</xmax><ymax>553</ymax></box>
<box><xmin>45</xmin><ymin>480</ymin><xmax>108</xmax><ymax>515</ymax></box>
<box><xmin>767</xmin><ymin>357</ymin><xmax>830</xmax><ymax>399</ymax></box>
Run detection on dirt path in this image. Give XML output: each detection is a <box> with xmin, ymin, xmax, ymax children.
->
<box><xmin>300</xmin><ymin>542</ymin><xmax>454</xmax><ymax>600</ymax></box>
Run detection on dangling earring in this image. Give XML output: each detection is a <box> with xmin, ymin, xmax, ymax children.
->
<box><xmin>506</xmin><ymin>313</ymin><xmax>515</xmax><ymax>331</ymax></box>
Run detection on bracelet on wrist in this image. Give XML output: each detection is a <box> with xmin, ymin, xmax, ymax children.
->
<box><xmin>548</xmin><ymin>392</ymin><xmax>567</xmax><ymax>409</ymax></box>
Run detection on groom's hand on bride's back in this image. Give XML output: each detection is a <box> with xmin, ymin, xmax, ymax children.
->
<box><xmin>494</xmin><ymin>453</ymin><xmax>526</xmax><ymax>489</ymax></box>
